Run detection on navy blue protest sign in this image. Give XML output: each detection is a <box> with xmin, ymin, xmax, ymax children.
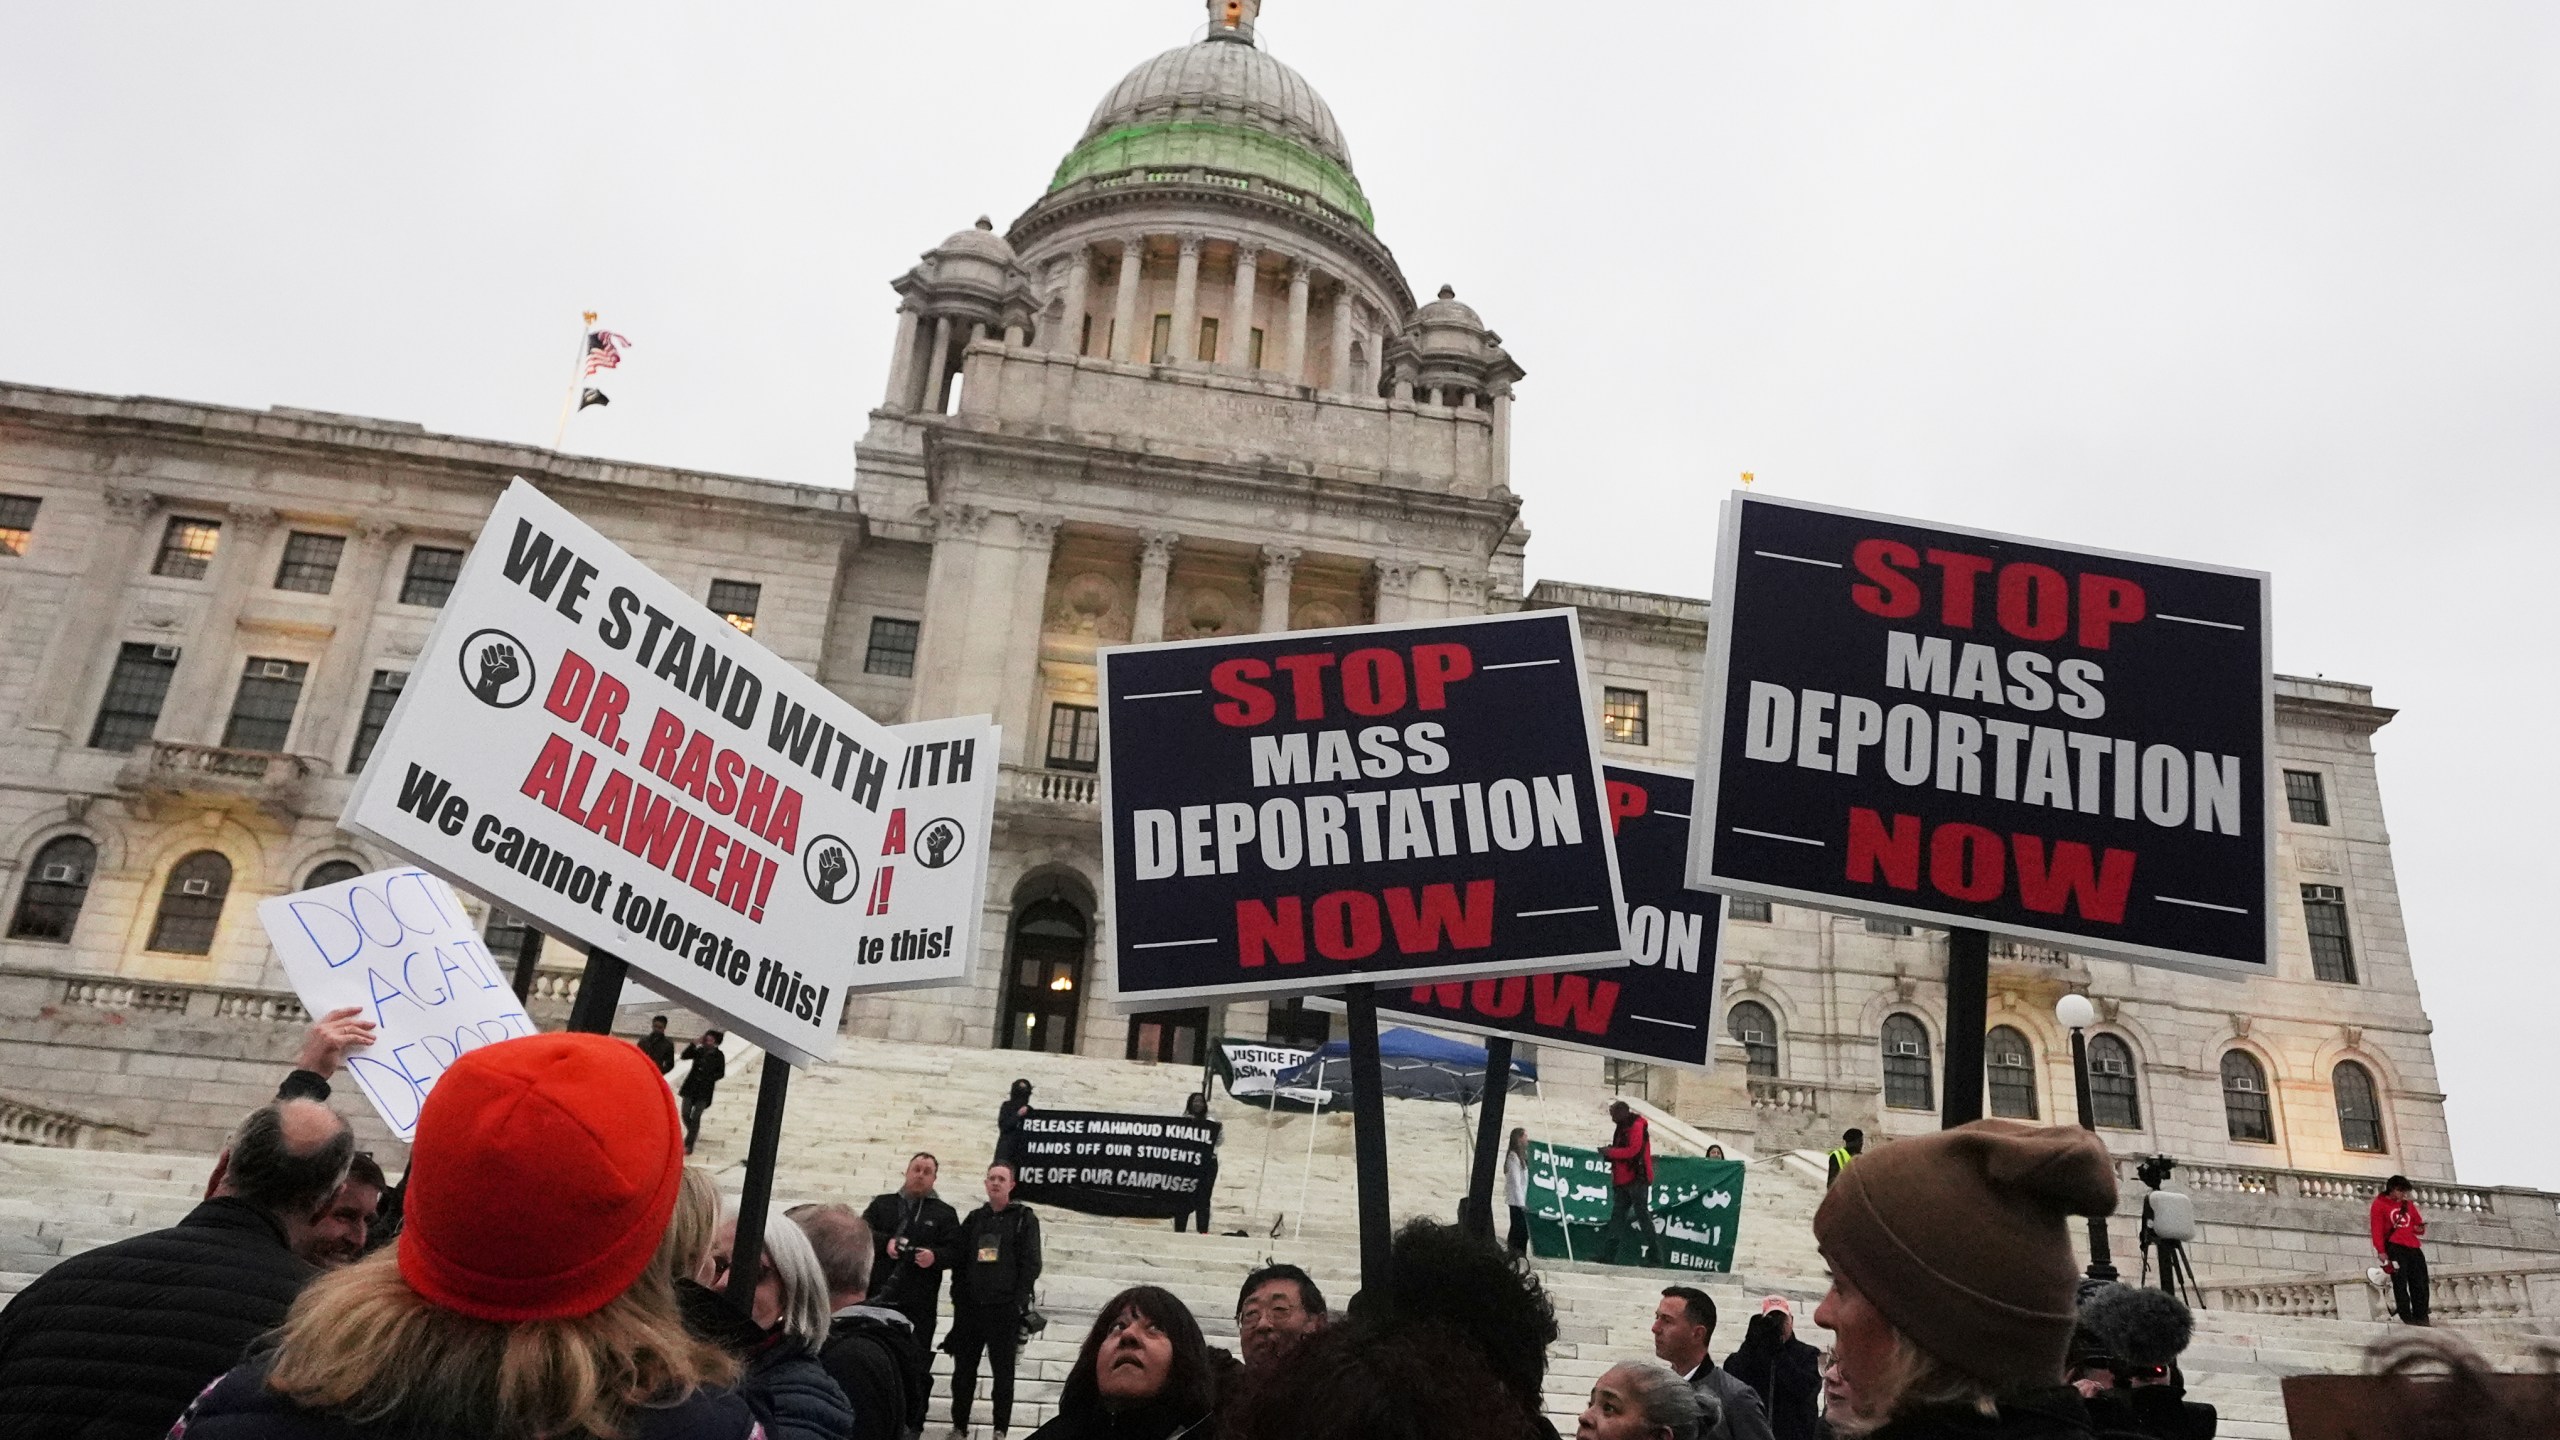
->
<box><xmin>1689</xmin><ymin>493</ymin><xmax>2274</xmax><ymax>974</ymax></box>
<box><xmin>1376</xmin><ymin>764</ymin><xmax>1719</xmax><ymax>1067</ymax></box>
<box><xmin>1100</xmin><ymin>611</ymin><xmax>1629</xmax><ymax>1006</ymax></box>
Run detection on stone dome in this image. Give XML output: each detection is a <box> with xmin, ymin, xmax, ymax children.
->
<box><xmin>934</xmin><ymin>216</ymin><xmax>1016</xmax><ymax>263</ymax></box>
<box><xmin>1411</xmin><ymin>284</ymin><xmax>1483</xmax><ymax>330</ymax></box>
<box><xmin>1082</xmin><ymin>37</ymin><xmax>1352</xmax><ymax>172</ymax></box>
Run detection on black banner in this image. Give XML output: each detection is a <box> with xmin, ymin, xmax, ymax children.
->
<box><xmin>1008</xmin><ymin>1109</ymin><xmax>1218</xmax><ymax>1219</ymax></box>
<box><xmin>1100</xmin><ymin>611</ymin><xmax>1628</xmax><ymax>1005</ymax></box>
<box><xmin>1691</xmin><ymin>494</ymin><xmax>2273</xmax><ymax>974</ymax></box>
<box><xmin>1377</xmin><ymin>764</ymin><xmax>1720</xmax><ymax>1067</ymax></box>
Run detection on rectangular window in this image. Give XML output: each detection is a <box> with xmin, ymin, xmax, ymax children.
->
<box><xmin>1079</xmin><ymin>314</ymin><xmax>1094</xmax><ymax>357</ymax></box>
<box><xmin>1150</xmin><ymin>313</ymin><xmax>1172</xmax><ymax>363</ymax></box>
<box><xmin>0</xmin><ymin>494</ymin><xmax>39</xmax><ymax>556</ymax></box>
<box><xmin>1266</xmin><ymin>997</ymin><xmax>1330</xmax><ymax>1046</ymax></box>
<box><xmin>2285</xmin><ymin>769</ymin><xmax>2329</xmax><ymax>826</ymax></box>
<box><xmin>708</xmin><ymin>579</ymin><xmax>762</xmax><ymax>637</ymax></box>
<box><xmin>864</xmin><ymin>616</ymin><xmax>921</xmax><ymax>677</ymax></box>
<box><xmin>88</xmin><ymin>642</ymin><xmax>179</xmax><ymax>751</ymax></box>
<box><xmin>154</xmin><ymin>517</ymin><xmax>222</xmax><ymax>579</ymax></box>
<box><xmin>399</xmin><ymin>546</ymin><xmax>465</xmax><ymax>607</ymax></box>
<box><xmin>1727</xmin><ymin>896</ymin><xmax>1773</xmax><ymax>923</ymax></box>
<box><xmin>223</xmin><ymin>658</ymin><xmax>309</xmax><ymax>752</ymax></box>
<box><xmin>1249</xmin><ymin>327</ymin><xmax>1265</xmax><ymax>368</ymax></box>
<box><xmin>1603</xmin><ymin>1057</ymin><xmax>1651</xmax><ymax>1102</ymax></box>
<box><xmin>1046</xmin><ymin>703</ymin><xmax>1101</xmax><ymax>772</ymax></box>
<box><xmin>1866</xmin><ymin>917</ymin><xmax>1913</xmax><ymax>935</ymax></box>
<box><xmin>347</xmin><ymin>670</ymin><xmax>406</xmax><ymax>773</ymax></box>
<box><xmin>273</xmin><ymin>531</ymin><xmax>345</xmax><ymax>594</ymax></box>
<box><xmin>1602</xmin><ymin>687</ymin><xmax>1649</xmax><ymax>745</ymax></box>
<box><xmin>484</xmin><ymin>907</ymin><xmax>539</xmax><ymax>962</ymax></box>
<box><xmin>1197</xmin><ymin>317</ymin><xmax>1220</xmax><ymax>363</ymax></box>
<box><xmin>2303</xmin><ymin>883</ymin><xmax>2358</xmax><ymax>983</ymax></box>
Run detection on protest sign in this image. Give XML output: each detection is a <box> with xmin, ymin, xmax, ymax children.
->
<box><xmin>853</xmin><ymin>713</ymin><xmax>1001</xmax><ymax>992</ymax></box>
<box><xmin>1009</xmin><ymin>1108</ymin><xmax>1220</xmax><ymax>1219</ymax></box>
<box><xmin>341</xmin><ymin>479</ymin><xmax>962</xmax><ymax>1066</ymax></box>
<box><xmin>1525</xmin><ymin>1139</ymin><xmax>1743</xmax><ymax>1273</ymax></box>
<box><xmin>1372</xmin><ymin>763</ymin><xmax>1719</xmax><ymax>1067</ymax></box>
<box><xmin>257</xmin><ymin>867</ymin><xmax>536</xmax><ymax>1139</ymax></box>
<box><xmin>1690</xmin><ymin>493</ymin><xmax>2275</xmax><ymax>975</ymax></box>
<box><xmin>1214</xmin><ymin>1038</ymin><xmax>1317</xmax><ymax>1100</ymax></box>
<box><xmin>1099</xmin><ymin>611</ymin><xmax>1629</xmax><ymax>1007</ymax></box>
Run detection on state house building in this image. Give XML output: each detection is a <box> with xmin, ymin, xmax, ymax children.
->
<box><xmin>0</xmin><ymin>0</ymin><xmax>2452</xmax><ymax>1179</ymax></box>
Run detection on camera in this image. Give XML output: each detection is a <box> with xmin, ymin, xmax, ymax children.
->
<box><xmin>2135</xmin><ymin>1154</ymin><xmax>2178</xmax><ymax>1190</ymax></box>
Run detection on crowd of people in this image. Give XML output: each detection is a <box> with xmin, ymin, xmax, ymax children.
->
<box><xmin>0</xmin><ymin>1012</ymin><xmax>2537</xmax><ymax>1440</ymax></box>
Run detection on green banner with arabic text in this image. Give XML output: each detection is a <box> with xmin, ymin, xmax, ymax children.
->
<box><xmin>1526</xmin><ymin>1140</ymin><xmax>1743</xmax><ymax>1273</ymax></box>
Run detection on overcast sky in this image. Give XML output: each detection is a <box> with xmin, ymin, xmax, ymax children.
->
<box><xmin>6</xmin><ymin>3</ymin><xmax>2554</xmax><ymax>1187</ymax></box>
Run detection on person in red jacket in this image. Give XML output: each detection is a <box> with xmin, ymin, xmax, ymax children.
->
<box><xmin>1600</xmin><ymin>1100</ymin><xmax>1659</xmax><ymax>1265</ymax></box>
<box><xmin>2369</xmin><ymin>1175</ymin><xmax>2430</xmax><ymax>1325</ymax></box>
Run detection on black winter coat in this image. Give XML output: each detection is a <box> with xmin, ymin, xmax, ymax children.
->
<box><xmin>1866</xmin><ymin>1388</ymin><xmax>2147</xmax><ymax>1440</ymax></box>
<box><xmin>819</xmin><ymin>1306</ymin><xmax>929</xmax><ymax>1440</ymax></box>
<box><xmin>950</xmin><ymin>1203</ymin><xmax>1041</xmax><ymax>1313</ymax></box>
<box><xmin>739</xmin><ymin>1337</ymin><xmax>855</xmax><ymax>1440</ymax></box>
<box><xmin>1725</xmin><ymin>1316</ymin><xmax>1824</xmax><ymax>1440</ymax></box>
<box><xmin>2083</xmin><ymin>1386</ymin><xmax>2217</xmax><ymax>1440</ymax></box>
<box><xmin>859</xmin><ymin>1189</ymin><xmax>959</xmax><ymax>1314</ymax></box>
<box><xmin>679</xmin><ymin>1044</ymin><xmax>727</xmax><ymax>1104</ymax></box>
<box><xmin>1023</xmin><ymin>1395</ymin><xmax>1214</xmax><ymax>1440</ymax></box>
<box><xmin>0</xmin><ymin>1196</ymin><xmax>314</xmax><ymax>1440</ymax></box>
<box><xmin>167</xmin><ymin>1352</ymin><xmax>762</xmax><ymax>1440</ymax></box>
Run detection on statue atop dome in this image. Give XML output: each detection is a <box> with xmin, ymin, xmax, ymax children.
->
<box><xmin>1208</xmin><ymin>0</ymin><xmax>1260</xmax><ymax>44</ymax></box>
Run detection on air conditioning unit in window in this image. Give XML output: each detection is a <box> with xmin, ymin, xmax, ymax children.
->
<box><xmin>39</xmin><ymin>864</ymin><xmax>78</xmax><ymax>884</ymax></box>
<box><xmin>179</xmin><ymin>878</ymin><xmax>212</xmax><ymax>897</ymax></box>
<box><xmin>2094</xmin><ymin>1058</ymin><xmax>2129</xmax><ymax>1075</ymax></box>
<box><xmin>2230</xmin><ymin>1076</ymin><xmax>2261</xmax><ymax>1093</ymax></box>
<box><xmin>1888</xmin><ymin>1040</ymin><xmax>1922</xmax><ymax>1057</ymax></box>
<box><xmin>151</xmin><ymin>645</ymin><xmax>180</xmax><ymax>661</ymax></box>
<box><xmin>1738</xmin><ymin>1028</ymin><xmax>1768</xmax><ymax>1045</ymax></box>
<box><xmin>254</xmin><ymin>660</ymin><xmax>294</xmax><ymax>679</ymax></box>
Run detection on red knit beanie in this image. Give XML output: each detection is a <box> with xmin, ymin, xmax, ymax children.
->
<box><xmin>1813</xmin><ymin>1119</ymin><xmax>2118</xmax><ymax>1390</ymax></box>
<box><xmin>399</xmin><ymin>1031</ymin><xmax>685</xmax><ymax>1322</ymax></box>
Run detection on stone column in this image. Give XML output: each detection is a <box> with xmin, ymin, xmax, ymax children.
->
<box><xmin>882</xmin><ymin>305</ymin><xmax>921</xmax><ymax>409</ymax></box>
<box><xmin>922</xmin><ymin>316</ymin><xmax>955</xmax><ymax>412</ymax></box>
<box><xmin>1372</xmin><ymin>559</ymin><xmax>1414</xmax><ymax>625</ymax></box>
<box><xmin>1228</xmin><ymin>245</ymin><xmax>1260</xmax><ymax>372</ymax></box>
<box><xmin>162</xmin><ymin>502</ymin><xmax>279</xmax><ymax>745</ymax></box>
<box><xmin>1283</xmin><ymin>264</ymin><xmax>1312</xmax><ymax>384</ymax></box>
<box><xmin>24</xmin><ymin>485</ymin><xmax>158</xmax><ymax>737</ymax></box>
<box><xmin>1170</xmin><ymin>235</ymin><xmax>1203</xmax><ymax>363</ymax></box>
<box><xmin>1491</xmin><ymin>382</ymin><xmax>1515</xmax><ymax>489</ymax></box>
<box><xmin>1110</xmin><ymin>237</ymin><xmax>1145</xmax><ymax>363</ymax></box>
<box><xmin>905</xmin><ymin>503</ymin><xmax>992</xmax><ymax>723</ymax></box>
<box><xmin>998</xmin><ymin>513</ymin><xmax>1064</xmax><ymax>768</ymax></box>
<box><xmin>1055</xmin><ymin>249</ymin><xmax>1092</xmax><ymax>356</ymax></box>
<box><xmin>1329</xmin><ymin>290</ymin><xmax>1355</xmax><ymax>393</ymax></box>
<box><xmin>1132</xmin><ymin>530</ymin><xmax>1178</xmax><ymax>644</ymax></box>
<box><xmin>1258</xmin><ymin>545</ymin><xmax>1299</xmax><ymax>633</ymax></box>
<box><xmin>293</xmin><ymin>520</ymin><xmax>401</xmax><ymax>765</ymax></box>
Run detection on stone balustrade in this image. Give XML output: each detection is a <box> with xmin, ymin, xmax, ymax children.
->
<box><xmin>0</xmin><ymin>1093</ymin><xmax>147</xmax><ymax>1149</ymax></box>
<box><xmin>1748</xmin><ymin>1076</ymin><xmax>1822</xmax><ymax>1113</ymax></box>
<box><xmin>1001</xmin><ymin>763</ymin><xmax>1100</xmax><ymax>809</ymax></box>
<box><xmin>115</xmin><ymin>741</ymin><xmax>323</xmax><ymax>818</ymax></box>
<box><xmin>2201</xmin><ymin>1262</ymin><xmax>2560</xmax><ymax>1324</ymax></box>
<box><xmin>2115</xmin><ymin>1154</ymin><xmax>2508</xmax><ymax>1216</ymax></box>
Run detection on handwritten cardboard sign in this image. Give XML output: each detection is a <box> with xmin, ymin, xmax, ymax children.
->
<box><xmin>258</xmin><ymin>866</ymin><xmax>536</xmax><ymax>1139</ymax></box>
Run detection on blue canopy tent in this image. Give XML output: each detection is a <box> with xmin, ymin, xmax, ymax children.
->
<box><xmin>1273</xmin><ymin>1026</ymin><xmax>1538</xmax><ymax>1107</ymax></box>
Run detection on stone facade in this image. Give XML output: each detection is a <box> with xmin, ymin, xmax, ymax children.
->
<box><xmin>0</xmin><ymin>0</ymin><xmax>2458</xmax><ymax>1193</ymax></box>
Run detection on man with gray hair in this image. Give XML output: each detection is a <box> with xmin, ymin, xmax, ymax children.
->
<box><xmin>1580</xmin><ymin>1359</ymin><xmax>1711</xmax><ymax>1440</ymax></box>
<box><xmin>0</xmin><ymin>1096</ymin><xmax>353</xmax><ymax>1440</ymax></box>
<box><xmin>792</xmin><ymin>1200</ymin><xmax>930</xmax><ymax>1440</ymax></box>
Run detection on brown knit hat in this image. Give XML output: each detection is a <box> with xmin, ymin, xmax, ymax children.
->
<box><xmin>1813</xmin><ymin>1119</ymin><xmax>2117</xmax><ymax>1390</ymax></box>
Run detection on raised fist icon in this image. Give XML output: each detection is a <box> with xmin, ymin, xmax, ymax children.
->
<box><xmin>818</xmin><ymin>846</ymin><xmax>847</xmax><ymax>894</ymax></box>
<box><xmin>473</xmin><ymin>643</ymin><xmax>520</xmax><ymax>704</ymax></box>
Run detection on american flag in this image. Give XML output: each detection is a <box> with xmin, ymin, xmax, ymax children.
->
<box><xmin>582</xmin><ymin>330</ymin><xmax>631</xmax><ymax>376</ymax></box>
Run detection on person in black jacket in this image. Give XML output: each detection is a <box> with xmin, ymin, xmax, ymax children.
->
<box><xmin>792</xmin><ymin>1200</ymin><xmax>932</xmax><ymax>1440</ymax></box>
<box><xmin>680</xmin><ymin>1030</ymin><xmax>727</xmax><ymax>1154</ymax></box>
<box><xmin>946</xmin><ymin>1161</ymin><xmax>1042</xmax><ymax>1439</ymax></box>
<box><xmin>1722</xmin><ymin>1300</ymin><xmax>1822</xmax><ymax>1440</ymax></box>
<box><xmin>863</xmin><ymin>1151</ymin><xmax>962</xmax><ymax>1352</ymax></box>
<box><xmin>1173</xmin><ymin>1091</ymin><xmax>1220</xmax><ymax>1235</ymax></box>
<box><xmin>2075</xmin><ymin>1286</ymin><xmax>2217</xmax><ymax>1440</ymax></box>
<box><xmin>993</xmin><ymin>1078</ymin><xmax>1034</xmax><ymax>1171</ymax></box>
<box><xmin>1027</xmin><ymin>1285</ymin><xmax>1219</xmax><ymax>1440</ymax></box>
<box><xmin>0</xmin><ymin>1096</ymin><xmax>352</xmax><ymax>1440</ymax></box>
<box><xmin>705</xmin><ymin>1215</ymin><xmax>856</xmax><ymax>1440</ymax></box>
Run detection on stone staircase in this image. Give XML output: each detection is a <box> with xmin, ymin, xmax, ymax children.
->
<box><xmin>4</xmin><ymin>1033</ymin><xmax>2555</xmax><ymax>1437</ymax></box>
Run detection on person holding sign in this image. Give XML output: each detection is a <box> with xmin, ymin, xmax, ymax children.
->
<box><xmin>945</xmin><ymin>1162</ymin><xmax>1043</xmax><ymax>1440</ymax></box>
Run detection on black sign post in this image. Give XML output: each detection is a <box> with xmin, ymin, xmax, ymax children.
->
<box><xmin>1463</xmin><ymin>1034</ymin><xmax>1515</xmax><ymax>1243</ymax></box>
<box><xmin>1942</xmin><ymin>929</ymin><xmax>1988</xmax><ymax>1128</ymax></box>
<box><xmin>1692</xmin><ymin>493</ymin><xmax>2276</xmax><ymax>984</ymax></box>
<box><xmin>1344</xmin><ymin>984</ymin><xmax>1394</xmax><ymax>1293</ymax></box>
<box><xmin>722</xmin><ymin>1055</ymin><xmax>792</xmax><ymax>1314</ymax></box>
<box><xmin>563</xmin><ymin>948</ymin><xmax>627</xmax><ymax>1033</ymax></box>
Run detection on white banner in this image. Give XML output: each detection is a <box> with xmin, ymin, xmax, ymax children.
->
<box><xmin>853</xmin><ymin>713</ymin><xmax>1000</xmax><ymax>991</ymax></box>
<box><xmin>341</xmin><ymin>479</ymin><xmax>964</xmax><ymax>1065</ymax></box>
<box><xmin>1217</xmin><ymin>1040</ymin><xmax>1315</xmax><ymax>1098</ymax></box>
<box><xmin>257</xmin><ymin>867</ymin><xmax>535</xmax><ymax>1139</ymax></box>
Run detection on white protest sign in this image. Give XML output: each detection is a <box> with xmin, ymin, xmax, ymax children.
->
<box><xmin>853</xmin><ymin>713</ymin><xmax>1001</xmax><ymax>990</ymax></box>
<box><xmin>1216</xmin><ymin>1040</ymin><xmax>1315</xmax><ymax>1099</ymax></box>
<box><xmin>257</xmin><ymin>867</ymin><xmax>536</xmax><ymax>1140</ymax></box>
<box><xmin>341</xmin><ymin>478</ymin><xmax>967</xmax><ymax>1066</ymax></box>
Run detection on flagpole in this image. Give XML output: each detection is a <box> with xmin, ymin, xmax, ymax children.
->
<box><xmin>551</xmin><ymin>311</ymin><xmax>596</xmax><ymax>451</ymax></box>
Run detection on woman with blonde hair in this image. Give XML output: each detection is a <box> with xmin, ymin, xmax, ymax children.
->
<box><xmin>172</xmin><ymin>1032</ymin><xmax>757</xmax><ymax>1439</ymax></box>
<box><xmin>1809</xmin><ymin>1119</ymin><xmax>2124</xmax><ymax>1439</ymax></box>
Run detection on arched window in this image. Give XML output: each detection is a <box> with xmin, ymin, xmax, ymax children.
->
<box><xmin>1986</xmin><ymin>1025</ymin><xmax>2039</xmax><ymax>1119</ymax></box>
<box><xmin>2087</xmin><ymin>1034</ymin><xmax>2142</xmax><ymax>1129</ymax></box>
<box><xmin>1881</xmin><ymin>1013</ymin><xmax>1934</xmax><ymax>1111</ymax></box>
<box><xmin>8</xmin><ymin>835</ymin><xmax>98</xmax><ymax>942</ymax></box>
<box><xmin>2334</xmin><ymin>1061</ymin><xmax>2386</xmax><ymax>1153</ymax></box>
<box><xmin>147</xmin><ymin>851</ymin><xmax>232</xmax><ymax>955</ymax></box>
<box><xmin>2221</xmin><ymin>1050</ymin><xmax>2274</xmax><ymax>1143</ymax></box>
<box><xmin>1727</xmin><ymin>1000</ymin><xmax>1779</xmax><ymax>1078</ymax></box>
<box><xmin>301</xmin><ymin>859</ymin><xmax>362</xmax><ymax>891</ymax></box>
